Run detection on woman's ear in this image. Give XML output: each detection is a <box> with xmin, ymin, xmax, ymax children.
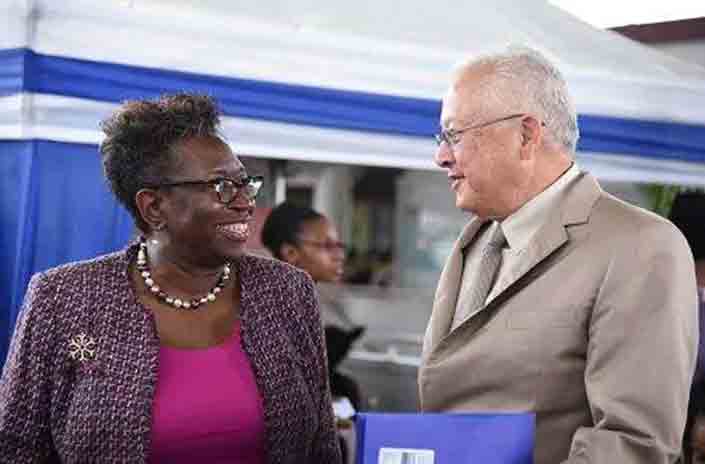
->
<box><xmin>135</xmin><ymin>188</ymin><xmax>166</xmax><ymax>232</ymax></box>
<box><xmin>280</xmin><ymin>243</ymin><xmax>301</xmax><ymax>266</ymax></box>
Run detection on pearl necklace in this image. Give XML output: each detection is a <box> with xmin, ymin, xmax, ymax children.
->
<box><xmin>136</xmin><ymin>239</ymin><xmax>231</xmax><ymax>310</ymax></box>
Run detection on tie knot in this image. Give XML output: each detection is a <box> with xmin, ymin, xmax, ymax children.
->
<box><xmin>487</xmin><ymin>222</ymin><xmax>506</xmax><ymax>249</ymax></box>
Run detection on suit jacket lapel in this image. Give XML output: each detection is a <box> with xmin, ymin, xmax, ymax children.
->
<box><xmin>485</xmin><ymin>217</ymin><xmax>568</xmax><ymax>306</ymax></box>
<box><xmin>446</xmin><ymin>172</ymin><xmax>601</xmax><ymax>337</ymax></box>
<box><xmin>423</xmin><ymin>216</ymin><xmax>484</xmax><ymax>358</ymax></box>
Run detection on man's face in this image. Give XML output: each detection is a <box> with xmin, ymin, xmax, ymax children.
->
<box><xmin>434</xmin><ymin>69</ymin><xmax>528</xmax><ymax>219</ymax></box>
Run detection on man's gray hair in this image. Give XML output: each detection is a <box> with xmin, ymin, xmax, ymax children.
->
<box><xmin>459</xmin><ymin>46</ymin><xmax>579</xmax><ymax>153</ymax></box>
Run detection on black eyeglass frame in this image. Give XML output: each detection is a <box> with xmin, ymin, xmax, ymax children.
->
<box><xmin>148</xmin><ymin>175</ymin><xmax>264</xmax><ymax>204</ymax></box>
<box><xmin>434</xmin><ymin>113</ymin><xmax>541</xmax><ymax>147</ymax></box>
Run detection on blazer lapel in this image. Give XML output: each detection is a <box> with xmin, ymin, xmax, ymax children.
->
<box><xmin>485</xmin><ymin>217</ymin><xmax>567</xmax><ymax>306</ymax></box>
<box><xmin>423</xmin><ymin>217</ymin><xmax>484</xmax><ymax>358</ymax></box>
<box><xmin>452</xmin><ymin>172</ymin><xmax>601</xmax><ymax>334</ymax></box>
<box><xmin>425</xmin><ymin>172</ymin><xmax>602</xmax><ymax>355</ymax></box>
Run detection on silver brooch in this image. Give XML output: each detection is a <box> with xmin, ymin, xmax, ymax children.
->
<box><xmin>68</xmin><ymin>333</ymin><xmax>97</xmax><ymax>362</ymax></box>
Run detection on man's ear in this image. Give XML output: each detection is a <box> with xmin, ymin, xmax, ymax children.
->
<box><xmin>280</xmin><ymin>243</ymin><xmax>301</xmax><ymax>266</ymax></box>
<box><xmin>519</xmin><ymin>116</ymin><xmax>542</xmax><ymax>160</ymax></box>
<box><xmin>135</xmin><ymin>188</ymin><xmax>166</xmax><ymax>231</ymax></box>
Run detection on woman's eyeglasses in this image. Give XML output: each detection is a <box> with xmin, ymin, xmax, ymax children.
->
<box><xmin>150</xmin><ymin>176</ymin><xmax>264</xmax><ymax>204</ymax></box>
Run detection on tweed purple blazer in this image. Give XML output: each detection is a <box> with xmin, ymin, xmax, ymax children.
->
<box><xmin>0</xmin><ymin>243</ymin><xmax>342</xmax><ymax>464</ymax></box>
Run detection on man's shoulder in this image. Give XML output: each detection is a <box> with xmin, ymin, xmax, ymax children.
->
<box><xmin>587</xmin><ymin>190</ymin><xmax>688</xmax><ymax>254</ymax></box>
<box><xmin>593</xmin><ymin>191</ymin><xmax>677</xmax><ymax>234</ymax></box>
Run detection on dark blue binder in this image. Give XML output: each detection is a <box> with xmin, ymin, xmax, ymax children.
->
<box><xmin>355</xmin><ymin>412</ymin><xmax>534</xmax><ymax>464</ymax></box>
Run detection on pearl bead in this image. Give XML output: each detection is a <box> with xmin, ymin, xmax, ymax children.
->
<box><xmin>136</xmin><ymin>239</ymin><xmax>231</xmax><ymax>311</ymax></box>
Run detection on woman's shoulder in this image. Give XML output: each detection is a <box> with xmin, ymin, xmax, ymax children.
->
<box><xmin>239</xmin><ymin>253</ymin><xmax>313</xmax><ymax>287</ymax></box>
<box><xmin>34</xmin><ymin>250</ymin><xmax>127</xmax><ymax>284</ymax></box>
<box><xmin>18</xmin><ymin>248</ymin><xmax>131</xmax><ymax>334</ymax></box>
<box><xmin>29</xmin><ymin>248</ymin><xmax>129</xmax><ymax>294</ymax></box>
<box><xmin>239</xmin><ymin>253</ymin><xmax>320</xmax><ymax>323</ymax></box>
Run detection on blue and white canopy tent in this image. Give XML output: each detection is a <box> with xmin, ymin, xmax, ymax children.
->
<box><xmin>2</xmin><ymin>0</ymin><xmax>705</xmax><ymax>362</ymax></box>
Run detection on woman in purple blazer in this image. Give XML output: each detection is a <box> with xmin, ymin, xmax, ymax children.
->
<box><xmin>0</xmin><ymin>93</ymin><xmax>342</xmax><ymax>464</ymax></box>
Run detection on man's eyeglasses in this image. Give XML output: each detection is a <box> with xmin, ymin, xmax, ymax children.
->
<box><xmin>434</xmin><ymin>113</ymin><xmax>526</xmax><ymax>148</ymax></box>
<box><xmin>298</xmin><ymin>239</ymin><xmax>346</xmax><ymax>252</ymax></box>
<box><xmin>151</xmin><ymin>176</ymin><xmax>264</xmax><ymax>204</ymax></box>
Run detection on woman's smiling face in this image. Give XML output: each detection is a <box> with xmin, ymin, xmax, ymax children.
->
<box><xmin>157</xmin><ymin>136</ymin><xmax>255</xmax><ymax>268</ymax></box>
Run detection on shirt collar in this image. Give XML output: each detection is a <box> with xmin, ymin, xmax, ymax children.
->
<box><xmin>500</xmin><ymin>163</ymin><xmax>580</xmax><ymax>251</ymax></box>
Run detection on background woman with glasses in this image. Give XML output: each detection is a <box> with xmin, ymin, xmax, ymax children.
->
<box><xmin>261</xmin><ymin>202</ymin><xmax>364</xmax><ymax>463</ymax></box>
<box><xmin>0</xmin><ymin>94</ymin><xmax>342</xmax><ymax>464</ymax></box>
<box><xmin>261</xmin><ymin>202</ymin><xmax>346</xmax><ymax>284</ymax></box>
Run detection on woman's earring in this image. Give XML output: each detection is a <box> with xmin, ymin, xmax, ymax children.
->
<box><xmin>150</xmin><ymin>223</ymin><xmax>165</xmax><ymax>245</ymax></box>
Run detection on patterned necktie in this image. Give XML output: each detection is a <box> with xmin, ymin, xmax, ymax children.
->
<box><xmin>452</xmin><ymin>222</ymin><xmax>506</xmax><ymax>331</ymax></box>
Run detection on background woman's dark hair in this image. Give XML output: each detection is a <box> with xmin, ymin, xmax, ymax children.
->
<box><xmin>100</xmin><ymin>93</ymin><xmax>221</xmax><ymax>232</ymax></box>
<box><xmin>261</xmin><ymin>202</ymin><xmax>323</xmax><ymax>259</ymax></box>
<box><xmin>669</xmin><ymin>192</ymin><xmax>705</xmax><ymax>261</ymax></box>
<box><xmin>684</xmin><ymin>381</ymin><xmax>705</xmax><ymax>463</ymax></box>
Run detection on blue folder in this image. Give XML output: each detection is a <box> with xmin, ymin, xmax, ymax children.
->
<box><xmin>355</xmin><ymin>412</ymin><xmax>535</xmax><ymax>464</ymax></box>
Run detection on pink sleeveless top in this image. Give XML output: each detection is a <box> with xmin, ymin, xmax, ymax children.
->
<box><xmin>149</xmin><ymin>322</ymin><xmax>266</xmax><ymax>463</ymax></box>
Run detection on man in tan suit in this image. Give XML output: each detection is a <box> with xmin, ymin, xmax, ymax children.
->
<box><xmin>419</xmin><ymin>46</ymin><xmax>699</xmax><ymax>463</ymax></box>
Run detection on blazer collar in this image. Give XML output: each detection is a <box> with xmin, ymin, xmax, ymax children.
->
<box><xmin>486</xmin><ymin>171</ymin><xmax>602</xmax><ymax>308</ymax></box>
<box><xmin>425</xmin><ymin>171</ymin><xmax>602</xmax><ymax>353</ymax></box>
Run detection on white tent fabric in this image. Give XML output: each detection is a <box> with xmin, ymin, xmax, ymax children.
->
<box><xmin>2</xmin><ymin>0</ymin><xmax>705</xmax><ymax>184</ymax></box>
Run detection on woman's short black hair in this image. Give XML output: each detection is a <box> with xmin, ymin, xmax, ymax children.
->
<box><xmin>100</xmin><ymin>93</ymin><xmax>221</xmax><ymax>231</ymax></box>
<box><xmin>261</xmin><ymin>202</ymin><xmax>323</xmax><ymax>259</ymax></box>
<box><xmin>670</xmin><ymin>192</ymin><xmax>705</xmax><ymax>261</ymax></box>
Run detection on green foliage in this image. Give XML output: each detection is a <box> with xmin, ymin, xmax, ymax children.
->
<box><xmin>641</xmin><ymin>184</ymin><xmax>682</xmax><ymax>217</ymax></box>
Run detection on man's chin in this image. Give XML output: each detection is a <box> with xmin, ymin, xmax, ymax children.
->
<box><xmin>455</xmin><ymin>195</ymin><xmax>476</xmax><ymax>213</ymax></box>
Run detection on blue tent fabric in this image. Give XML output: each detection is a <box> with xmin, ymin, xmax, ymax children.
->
<box><xmin>578</xmin><ymin>115</ymin><xmax>705</xmax><ymax>163</ymax></box>
<box><xmin>2</xmin><ymin>48</ymin><xmax>704</xmax><ymax>163</ymax></box>
<box><xmin>10</xmin><ymin>48</ymin><xmax>440</xmax><ymax>138</ymax></box>
<box><xmin>0</xmin><ymin>140</ymin><xmax>133</xmax><ymax>363</ymax></box>
<box><xmin>0</xmin><ymin>48</ymin><xmax>25</xmax><ymax>97</ymax></box>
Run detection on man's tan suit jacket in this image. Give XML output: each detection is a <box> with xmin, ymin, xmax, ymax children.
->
<box><xmin>419</xmin><ymin>172</ymin><xmax>698</xmax><ymax>464</ymax></box>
